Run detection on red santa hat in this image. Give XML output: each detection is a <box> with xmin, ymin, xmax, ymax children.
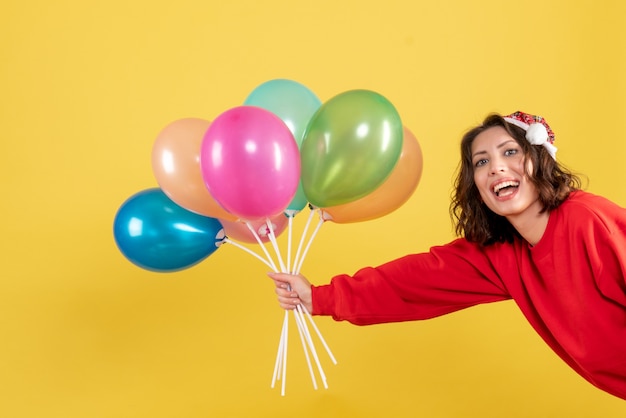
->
<box><xmin>503</xmin><ymin>111</ymin><xmax>557</xmax><ymax>160</ymax></box>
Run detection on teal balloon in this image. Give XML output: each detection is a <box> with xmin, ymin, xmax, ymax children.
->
<box><xmin>300</xmin><ymin>89</ymin><xmax>403</xmax><ymax>207</ymax></box>
<box><xmin>244</xmin><ymin>79</ymin><xmax>321</xmax><ymax>213</ymax></box>
<box><xmin>113</xmin><ymin>188</ymin><xmax>224</xmax><ymax>272</ymax></box>
<box><xmin>287</xmin><ymin>183</ymin><xmax>308</xmax><ymax>215</ymax></box>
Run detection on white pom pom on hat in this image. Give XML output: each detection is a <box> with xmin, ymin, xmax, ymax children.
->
<box><xmin>503</xmin><ymin>111</ymin><xmax>557</xmax><ymax>160</ymax></box>
<box><xmin>525</xmin><ymin>122</ymin><xmax>549</xmax><ymax>145</ymax></box>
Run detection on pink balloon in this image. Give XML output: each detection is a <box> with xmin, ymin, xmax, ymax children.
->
<box><xmin>220</xmin><ymin>214</ymin><xmax>289</xmax><ymax>244</ymax></box>
<box><xmin>200</xmin><ymin>106</ymin><xmax>300</xmax><ymax>220</ymax></box>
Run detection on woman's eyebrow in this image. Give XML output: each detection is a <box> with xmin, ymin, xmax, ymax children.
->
<box><xmin>472</xmin><ymin>140</ymin><xmax>517</xmax><ymax>159</ymax></box>
<box><xmin>471</xmin><ymin>149</ymin><xmax>487</xmax><ymax>159</ymax></box>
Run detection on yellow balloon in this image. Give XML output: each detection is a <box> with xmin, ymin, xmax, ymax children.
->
<box><xmin>321</xmin><ymin>127</ymin><xmax>423</xmax><ymax>223</ymax></box>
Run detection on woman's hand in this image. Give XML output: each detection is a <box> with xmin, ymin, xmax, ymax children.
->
<box><xmin>267</xmin><ymin>272</ymin><xmax>313</xmax><ymax>313</ymax></box>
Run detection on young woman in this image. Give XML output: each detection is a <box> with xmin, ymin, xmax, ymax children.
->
<box><xmin>269</xmin><ymin>111</ymin><xmax>626</xmax><ymax>400</ymax></box>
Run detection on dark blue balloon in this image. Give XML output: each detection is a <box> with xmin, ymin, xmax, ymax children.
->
<box><xmin>113</xmin><ymin>188</ymin><xmax>224</xmax><ymax>272</ymax></box>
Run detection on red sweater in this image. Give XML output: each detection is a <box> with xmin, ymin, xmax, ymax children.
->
<box><xmin>312</xmin><ymin>191</ymin><xmax>626</xmax><ymax>399</ymax></box>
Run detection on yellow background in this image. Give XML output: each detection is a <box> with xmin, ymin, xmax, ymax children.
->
<box><xmin>2</xmin><ymin>0</ymin><xmax>625</xmax><ymax>417</ymax></box>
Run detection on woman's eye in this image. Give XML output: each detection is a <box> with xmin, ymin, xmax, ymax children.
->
<box><xmin>504</xmin><ymin>148</ymin><xmax>518</xmax><ymax>156</ymax></box>
<box><xmin>475</xmin><ymin>159</ymin><xmax>487</xmax><ymax>167</ymax></box>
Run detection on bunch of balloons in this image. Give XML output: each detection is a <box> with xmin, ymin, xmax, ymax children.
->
<box><xmin>113</xmin><ymin>79</ymin><xmax>422</xmax><ymax>273</ymax></box>
<box><xmin>112</xmin><ymin>79</ymin><xmax>423</xmax><ymax>394</ymax></box>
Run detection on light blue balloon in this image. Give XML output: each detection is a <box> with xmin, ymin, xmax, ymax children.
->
<box><xmin>244</xmin><ymin>79</ymin><xmax>322</xmax><ymax>213</ymax></box>
<box><xmin>113</xmin><ymin>188</ymin><xmax>224</xmax><ymax>272</ymax></box>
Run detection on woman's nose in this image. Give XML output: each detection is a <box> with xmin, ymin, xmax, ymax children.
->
<box><xmin>489</xmin><ymin>158</ymin><xmax>506</xmax><ymax>174</ymax></box>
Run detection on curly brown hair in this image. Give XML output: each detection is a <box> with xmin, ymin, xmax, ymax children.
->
<box><xmin>450</xmin><ymin>113</ymin><xmax>582</xmax><ymax>245</ymax></box>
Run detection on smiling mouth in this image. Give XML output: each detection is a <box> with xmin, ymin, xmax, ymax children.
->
<box><xmin>493</xmin><ymin>180</ymin><xmax>520</xmax><ymax>197</ymax></box>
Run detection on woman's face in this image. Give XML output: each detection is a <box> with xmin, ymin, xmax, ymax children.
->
<box><xmin>470</xmin><ymin>126</ymin><xmax>542</xmax><ymax>220</ymax></box>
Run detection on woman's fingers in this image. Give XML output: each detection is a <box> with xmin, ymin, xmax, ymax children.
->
<box><xmin>277</xmin><ymin>295</ymin><xmax>300</xmax><ymax>309</ymax></box>
<box><xmin>272</xmin><ymin>279</ymin><xmax>289</xmax><ymax>290</ymax></box>
<box><xmin>275</xmin><ymin>287</ymin><xmax>300</xmax><ymax>309</ymax></box>
<box><xmin>268</xmin><ymin>272</ymin><xmax>310</xmax><ymax>311</ymax></box>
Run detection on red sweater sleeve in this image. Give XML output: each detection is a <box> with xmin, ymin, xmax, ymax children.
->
<box><xmin>312</xmin><ymin>238</ymin><xmax>511</xmax><ymax>325</ymax></box>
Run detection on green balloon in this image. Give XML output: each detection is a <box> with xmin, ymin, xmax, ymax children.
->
<box><xmin>301</xmin><ymin>90</ymin><xmax>404</xmax><ymax>207</ymax></box>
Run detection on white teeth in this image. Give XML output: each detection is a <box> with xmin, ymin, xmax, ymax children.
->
<box><xmin>493</xmin><ymin>181</ymin><xmax>519</xmax><ymax>193</ymax></box>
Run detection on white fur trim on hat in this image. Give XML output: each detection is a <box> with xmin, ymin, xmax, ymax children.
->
<box><xmin>543</xmin><ymin>142</ymin><xmax>558</xmax><ymax>160</ymax></box>
<box><xmin>503</xmin><ymin>117</ymin><xmax>529</xmax><ymax>131</ymax></box>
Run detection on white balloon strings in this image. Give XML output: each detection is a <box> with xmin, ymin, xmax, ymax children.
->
<box><xmin>265</xmin><ymin>218</ymin><xmax>287</xmax><ymax>273</ymax></box>
<box><xmin>293</xmin><ymin>304</ymin><xmax>322</xmax><ymax>389</ymax></box>
<box><xmin>222</xmin><ymin>209</ymin><xmax>336</xmax><ymax>395</ymax></box>
<box><xmin>294</xmin><ymin>216</ymin><xmax>325</xmax><ymax>275</ymax></box>
<box><xmin>222</xmin><ymin>237</ymin><xmax>274</xmax><ymax>270</ymax></box>
<box><xmin>301</xmin><ymin>302</ymin><xmax>337</xmax><ymax>365</ymax></box>
<box><xmin>290</xmin><ymin>209</ymin><xmax>337</xmax><ymax>366</ymax></box>
<box><xmin>266</xmin><ymin>214</ymin><xmax>325</xmax><ymax>394</ymax></box>
<box><xmin>291</xmin><ymin>208</ymin><xmax>316</xmax><ymax>274</ymax></box>
<box><xmin>245</xmin><ymin>221</ymin><xmax>279</xmax><ymax>272</ymax></box>
<box><xmin>286</xmin><ymin>215</ymin><xmax>294</xmax><ymax>274</ymax></box>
